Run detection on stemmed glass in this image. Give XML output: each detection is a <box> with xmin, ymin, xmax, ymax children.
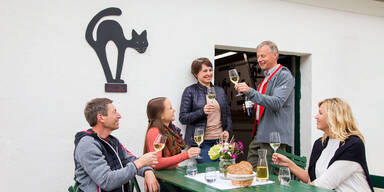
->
<box><xmin>153</xmin><ymin>134</ymin><xmax>166</xmax><ymax>152</ymax></box>
<box><xmin>228</xmin><ymin>69</ymin><xmax>242</xmax><ymax>96</ymax></box>
<box><xmin>194</xmin><ymin>127</ymin><xmax>205</xmax><ymax>159</ymax></box>
<box><xmin>278</xmin><ymin>167</ymin><xmax>291</xmax><ymax>185</ymax></box>
<box><xmin>269</xmin><ymin>132</ymin><xmax>281</xmax><ymax>153</ymax></box>
<box><xmin>207</xmin><ymin>87</ymin><xmax>216</xmax><ymax>104</ymax></box>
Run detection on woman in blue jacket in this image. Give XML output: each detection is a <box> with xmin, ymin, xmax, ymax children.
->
<box><xmin>179</xmin><ymin>57</ymin><xmax>232</xmax><ymax>163</ymax></box>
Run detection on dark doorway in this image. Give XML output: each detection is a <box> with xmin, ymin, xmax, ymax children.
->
<box><xmin>214</xmin><ymin>47</ymin><xmax>300</xmax><ymax>161</ymax></box>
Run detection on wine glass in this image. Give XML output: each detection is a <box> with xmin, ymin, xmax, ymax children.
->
<box><xmin>269</xmin><ymin>132</ymin><xmax>281</xmax><ymax>153</ymax></box>
<box><xmin>278</xmin><ymin>167</ymin><xmax>291</xmax><ymax>185</ymax></box>
<box><xmin>153</xmin><ymin>134</ymin><xmax>166</xmax><ymax>152</ymax></box>
<box><xmin>228</xmin><ymin>69</ymin><xmax>242</xmax><ymax>96</ymax></box>
<box><xmin>194</xmin><ymin>127</ymin><xmax>205</xmax><ymax>159</ymax></box>
<box><xmin>207</xmin><ymin>87</ymin><xmax>216</xmax><ymax>104</ymax></box>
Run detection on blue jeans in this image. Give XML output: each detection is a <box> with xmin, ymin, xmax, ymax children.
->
<box><xmin>196</xmin><ymin>139</ymin><xmax>219</xmax><ymax>164</ymax></box>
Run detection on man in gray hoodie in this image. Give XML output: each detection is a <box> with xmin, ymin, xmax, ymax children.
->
<box><xmin>74</xmin><ymin>98</ymin><xmax>159</xmax><ymax>192</ymax></box>
<box><xmin>235</xmin><ymin>41</ymin><xmax>295</xmax><ymax>168</ymax></box>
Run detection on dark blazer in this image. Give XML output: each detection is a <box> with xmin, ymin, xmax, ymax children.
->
<box><xmin>179</xmin><ymin>82</ymin><xmax>232</xmax><ymax>145</ymax></box>
<box><xmin>308</xmin><ymin>136</ymin><xmax>373</xmax><ymax>191</ymax></box>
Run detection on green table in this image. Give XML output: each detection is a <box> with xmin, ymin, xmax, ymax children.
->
<box><xmin>154</xmin><ymin>162</ymin><xmax>334</xmax><ymax>192</ymax></box>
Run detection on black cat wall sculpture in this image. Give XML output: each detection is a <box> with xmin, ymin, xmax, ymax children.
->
<box><xmin>85</xmin><ymin>7</ymin><xmax>148</xmax><ymax>92</ymax></box>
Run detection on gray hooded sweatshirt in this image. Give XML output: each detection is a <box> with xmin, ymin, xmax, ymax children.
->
<box><xmin>74</xmin><ymin>130</ymin><xmax>152</xmax><ymax>192</ymax></box>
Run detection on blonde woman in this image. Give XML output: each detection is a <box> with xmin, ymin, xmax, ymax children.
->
<box><xmin>272</xmin><ymin>98</ymin><xmax>373</xmax><ymax>192</ymax></box>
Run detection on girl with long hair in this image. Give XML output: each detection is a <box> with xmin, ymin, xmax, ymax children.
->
<box><xmin>144</xmin><ymin>97</ymin><xmax>200</xmax><ymax>170</ymax></box>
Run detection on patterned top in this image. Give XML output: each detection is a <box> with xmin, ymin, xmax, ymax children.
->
<box><xmin>145</xmin><ymin>124</ymin><xmax>189</xmax><ymax>170</ymax></box>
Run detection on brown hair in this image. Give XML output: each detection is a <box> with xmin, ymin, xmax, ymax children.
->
<box><xmin>143</xmin><ymin>97</ymin><xmax>167</xmax><ymax>154</ymax></box>
<box><xmin>319</xmin><ymin>98</ymin><xmax>365</xmax><ymax>143</ymax></box>
<box><xmin>84</xmin><ymin>98</ymin><xmax>112</xmax><ymax>127</ymax></box>
<box><xmin>191</xmin><ymin>57</ymin><xmax>212</xmax><ymax>77</ymax></box>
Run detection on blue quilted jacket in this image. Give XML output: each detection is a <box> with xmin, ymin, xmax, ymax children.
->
<box><xmin>179</xmin><ymin>82</ymin><xmax>232</xmax><ymax>145</ymax></box>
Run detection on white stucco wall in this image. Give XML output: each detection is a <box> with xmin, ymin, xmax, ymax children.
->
<box><xmin>1</xmin><ymin>0</ymin><xmax>383</xmax><ymax>191</ymax></box>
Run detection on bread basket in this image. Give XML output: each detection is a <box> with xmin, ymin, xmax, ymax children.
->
<box><xmin>227</xmin><ymin>172</ymin><xmax>256</xmax><ymax>187</ymax></box>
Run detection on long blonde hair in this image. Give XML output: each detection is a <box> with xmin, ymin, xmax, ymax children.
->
<box><xmin>319</xmin><ymin>98</ymin><xmax>364</xmax><ymax>143</ymax></box>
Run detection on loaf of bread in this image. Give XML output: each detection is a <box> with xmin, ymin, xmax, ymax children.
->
<box><xmin>227</xmin><ymin>161</ymin><xmax>253</xmax><ymax>175</ymax></box>
<box><xmin>227</xmin><ymin>161</ymin><xmax>254</xmax><ymax>187</ymax></box>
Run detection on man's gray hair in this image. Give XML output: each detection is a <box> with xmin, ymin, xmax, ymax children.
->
<box><xmin>256</xmin><ymin>40</ymin><xmax>279</xmax><ymax>55</ymax></box>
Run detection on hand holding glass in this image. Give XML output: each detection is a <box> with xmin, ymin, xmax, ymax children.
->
<box><xmin>269</xmin><ymin>132</ymin><xmax>281</xmax><ymax>153</ymax></box>
<box><xmin>194</xmin><ymin>127</ymin><xmax>204</xmax><ymax>159</ymax></box>
<box><xmin>153</xmin><ymin>134</ymin><xmax>166</xmax><ymax>152</ymax></box>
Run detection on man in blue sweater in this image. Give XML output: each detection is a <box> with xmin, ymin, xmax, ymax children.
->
<box><xmin>74</xmin><ymin>98</ymin><xmax>159</xmax><ymax>192</ymax></box>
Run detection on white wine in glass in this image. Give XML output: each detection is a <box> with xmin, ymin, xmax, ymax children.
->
<box><xmin>256</xmin><ymin>166</ymin><xmax>269</xmax><ymax>181</ymax></box>
<box><xmin>230</xmin><ymin>76</ymin><xmax>239</xmax><ymax>84</ymax></box>
<box><xmin>153</xmin><ymin>134</ymin><xmax>166</xmax><ymax>152</ymax></box>
<box><xmin>269</xmin><ymin>132</ymin><xmax>281</xmax><ymax>153</ymax></box>
<box><xmin>194</xmin><ymin>134</ymin><xmax>204</xmax><ymax>146</ymax></box>
<box><xmin>207</xmin><ymin>87</ymin><xmax>216</xmax><ymax>104</ymax></box>
<box><xmin>228</xmin><ymin>69</ymin><xmax>242</xmax><ymax>96</ymax></box>
<box><xmin>228</xmin><ymin>69</ymin><xmax>239</xmax><ymax>84</ymax></box>
<box><xmin>194</xmin><ymin>127</ymin><xmax>204</xmax><ymax>159</ymax></box>
<box><xmin>207</xmin><ymin>94</ymin><xmax>216</xmax><ymax>100</ymax></box>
